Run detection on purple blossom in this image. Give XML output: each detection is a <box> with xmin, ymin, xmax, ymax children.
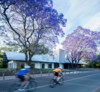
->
<box><xmin>0</xmin><ymin>0</ymin><xmax>67</xmax><ymax>55</ymax></box>
<box><xmin>62</xmin><ymin>26</ymin><xmax>100</xmax><ymax>63</ymax></box>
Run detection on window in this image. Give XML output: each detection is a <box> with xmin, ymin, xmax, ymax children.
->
<box><xmin>48</xmin><ymin>64</ymin><xmax>52</xmax><ymax>68</ymax></box>
<box><xmin>42</xmin><ymin>64</ymin><xmax>45</xmax><ymax>69</ymax></box>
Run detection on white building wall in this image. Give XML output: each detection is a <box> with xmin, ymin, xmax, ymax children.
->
<box><xmin>45</xmin><ymin>63</ymin><xmax>48</xmax><ymax>69</ymax></box>
<box><xmin>59</xmin><ymin>63</ymin><xmax>63</xmax><ymax>69</ymax></box>
<box><xmin>59</xmin><ymin>49</ymin><xmax>65</xmax><ymax>63</ymax></box>
<box><xmin>35</xmin><ymin>63</ymin><xmax>41</xmax><ymax>69</ymax></box>
<box><xmin>12</xmin><ymin>63</ymin><xmax>14</xmax><ymax>68</ymax></box>
<box><xmin>8</xmin><ymin>61</ymin><xmax>11</xmax><ymax>68</ymax></box>
<box><xmin>14</xmin><ymin>62</ymin><xmax>17</xmax><ymax>68</ymax></box>
<box><xmin>8</xmin><ymin>63</ymin><xmax>10</xmax><ymax>68</ymax></box>
<box><xmin>52</xmin><ymin>63</ymin><xmax>54</xmax><ymax>69</ymax></box>
<box><xmin>8</xmin><ymin>60</ymin><xmax>17</xmax><ymax>69</ymax></box>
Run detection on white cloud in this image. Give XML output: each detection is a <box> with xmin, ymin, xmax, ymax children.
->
<box><xmin>54</xmin><ymin>43</ymin><xmax>62</xmax><ymax>50</ymax></box>
<box><xmin>83</xmin><ymin>13</ymin><xmax>100</xmax><ymax>31</ymax></box>
<box><xmin>53</xmin><ymin>43</ymin><xmax>63</xmax><ymax>55</ymax></box>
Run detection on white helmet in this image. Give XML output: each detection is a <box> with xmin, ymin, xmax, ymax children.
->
<box><xmin>25</xmin><ymin>65</ymin><xmax>31</xmax><ymax>69</ymax></box>
<box><xmin>58</xmin><ymin>67</ymin><xmax>62</xmax><ymax>69</ymax></box>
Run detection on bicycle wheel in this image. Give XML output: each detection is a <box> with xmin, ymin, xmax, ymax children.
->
<box><xmin>59</xmin><ymin>78</ymin><xmax>64</xmax><ymax>85</ymax></box>
<box><xmin>26</xmin><ymin>80</ymin><xmax>37</xmax><ymax>92</ymax></box>
<box><xmin>49</xmin><ymin>79</ymin><xmax>56</xmax><ymax>88</ymax></box>
<box><xmin>8</xmin><ymin>83</ymin><xmax>20</xmax><ymax>92</ymax></box>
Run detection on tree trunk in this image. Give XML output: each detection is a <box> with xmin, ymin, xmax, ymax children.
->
<box><xmin>76</xmin><ymin>60</ymin><xmax>79</xmax><ymax>69</ymax></box>
<box><xmin>28</xmin><ymin>57</ymin><xmax>31</xmax><ymax>66</ymax></box>
<box><xmin>28</xmin><ymin>53</ymin><xmax>33</xmax><ymax>66</ymax></box>
<box><xmin>25</xmin><ymin>52</ymin><xmax>28</xmax><ymax>64</ymax></box>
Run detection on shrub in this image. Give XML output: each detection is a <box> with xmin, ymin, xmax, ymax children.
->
<box><xmin>88</xmin><ymin>60</ymin><xmax>100</xmax><ymax>68</ymax></box>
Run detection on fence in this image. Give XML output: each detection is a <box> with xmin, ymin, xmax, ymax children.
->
<box><xmin>0</xmin><ymin>71</ymin><xmax>84</xmax><ymax>80</ymax></box>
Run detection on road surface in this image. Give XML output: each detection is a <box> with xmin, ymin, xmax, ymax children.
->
<box><xmin>0</xmin><ymin>70</ymin><xmax>100</xmax><ymax>92</ymax></box>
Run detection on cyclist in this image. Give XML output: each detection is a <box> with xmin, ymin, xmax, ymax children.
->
<box><xmin>16</xmin><ymin>65</ymin><xmax>32</xmax><ymax>90</ymax></box>
<box><xmin>53</xmin><ymin>67</ymin><xmax>62</xmax><ymax>83</ymax></box>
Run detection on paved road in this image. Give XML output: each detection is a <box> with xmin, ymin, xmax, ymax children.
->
<box><xmin>0</xmin><ymin>70</ymin><xmax>100</xmax><ymax>92</ymax></box>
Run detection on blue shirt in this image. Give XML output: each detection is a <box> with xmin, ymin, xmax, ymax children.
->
<box><xmin>16</xmin><ymin>68</ymin><xmax>29</xmax><ymax>75</ymax></box>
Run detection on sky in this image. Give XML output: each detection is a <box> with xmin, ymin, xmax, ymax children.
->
<box><xmin>53</xmin><ymin>0</ymin><xmax>100</xmax><ymax>50</ymax></box>
<box><xmin>1</xmin><ymin>0</ymin><xmax>100</xmax><ymax>51</ymax></box>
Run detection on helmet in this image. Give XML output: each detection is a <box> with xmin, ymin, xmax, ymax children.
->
<box><xmin>58</xmin><ymin>67</ymin><xmax>62</xmax><ymax>69</ymax></box>
<box><xmin>25</xmin><ymin>65</ymin><xmax>31</xmax><ymax>69</ymax></box>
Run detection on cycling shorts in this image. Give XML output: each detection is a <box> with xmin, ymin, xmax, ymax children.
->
<box><xmin>17</xmin><ymin>75</ymin><xmax>25</xmax><ymax>82</ymax></box>
<box><xmin>54</xmin><ymin>72</ymin><xmax>59</xmax><ymax>77</ymax></box>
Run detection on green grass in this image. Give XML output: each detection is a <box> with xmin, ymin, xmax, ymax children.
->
<box><xmin>0</xmin><ymin>68</ymin><xmax>73</xmax><ymax>73</ymax></box>
<box><xmin>0</xmin><ymin>68</ymin><xmax>53</xmax><ymax>74</ymax></box>
<box><xmin>0</xmin><ymin>68</ymin><xmax>17</xmax><ymax>73</ymax></box>
<box><xmin>96</xmin><ymin>89</ymin><xmax>100</xmax><ymax>92</ymax></box>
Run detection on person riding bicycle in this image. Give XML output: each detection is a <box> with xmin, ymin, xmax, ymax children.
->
<box><xmin>16</xmin><ymin>65</ymin><xmax>32</xmax><ymax>90</ymax></box>
<box><xmin>53</xmin><ymin>67</ymin><xmax>62</xmax><ymax>83</ymax></box>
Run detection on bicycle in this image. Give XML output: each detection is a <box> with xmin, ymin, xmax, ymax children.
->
<box><xmin>49</xmin><ymin>74</ymin><xmax>64</xmax><ymax>88</ymax></box>
<box><xmin>9</xmin><ymin>78</ymin><xmax>37</xmax><ymax>92</ymax></box>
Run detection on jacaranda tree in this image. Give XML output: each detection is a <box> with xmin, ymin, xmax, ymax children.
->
<box><xmin>62</xmin><ymin>26</ymin><xmax>100</xmax><ymax>68</ymax></box>
<box><xmin>0</xmin><ymin>0</ymin><xmax>67</xmax><ymax>65</ymax></box>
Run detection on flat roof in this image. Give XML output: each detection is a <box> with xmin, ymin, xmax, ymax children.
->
<box><xmin>3</xmin><ymin>51</ymin><xmax>87</xmax><ymax>65</ymax></box>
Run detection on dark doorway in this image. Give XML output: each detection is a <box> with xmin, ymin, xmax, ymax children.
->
<box><xmin>48</xmin><ymin>64</ymin><xmax>52</xmax><ymax>68</ymax></box>
<box><xmin>42</xmin><ymin>64</ymin><xmax>45</xmax><ymax>69</ymax></box>
<box><xmin>64</xmin><ymin>63</ymin><xmax>72</xmax><ymax>69</ymax></box>
<box><xmin>64</xmin><ymin>63</ymin><xmax>68</xmax><ymax>69</ymax></box>
<box><xmin>54</xmin><ymin>63</ymin><xmax>59</xmax><ymax>68</ymax></box>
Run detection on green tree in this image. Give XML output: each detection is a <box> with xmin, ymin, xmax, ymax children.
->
<box><xmin>88</xmin><ymin>60</ymin><xmax>100</xmax><ymax>68</ymax></box>
<box><xmin>0</xmin><ymin>60</ymin><xmax>3</xmax><ymax>68</ymax></box>
<box><xmin>20</xmin><ymin>45</ymin><xmax>49</xmax><ymax>55</ymax></box>
<box><xmin>0</xmin><ymin>46</ymin><xmax>16</xmax><ymax>68</ymax></box>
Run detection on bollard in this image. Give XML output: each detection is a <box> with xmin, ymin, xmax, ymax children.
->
<box><xmin>32</xmin><ymin>72</ymin><xmax>34</xmax><ymax>78</ymax></box>
<box><xmin>48</xmin><ymin>71</ymin><xmax>50</xmax><ymax>76</ymax></box>
<box><xmin>14</xmin><ymin>71</ymin><xmax>16</xmax><ymax>79</ymax></box>
<box><xmin>40</xmin><ymin>71</ymin><xmax>42</xmax><ymax>77</ymax></box>
<box><xmin>3</xmin><ymin>73</ymin><xmax>5</xmax><ymax>80</ymax></box>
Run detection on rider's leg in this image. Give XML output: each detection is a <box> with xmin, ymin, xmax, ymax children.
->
<box><xmin>54</xmin><ymin>73</ymin><xmax>57</xmax><ymax>83</ymax></box>
<box><xmin>54</xmin><ymin>72</ymin><xmax>60</xmax><ymax>84</ymax></box>
<box><xmin>21</xmin><ymin>75</ymin><xmax>30</xmax><ymax>87</ymax></box>
<box><xmin>57</xmin><ymin>72</ymin><xmax>61</xmax><ymax>81</ymax></box>
<box><xmin>57</xmin><ymin>76</ymin><xmax>60</xmax><ymax>81</ymax></box>
<box><xmin>17</xmin><ymin>75</ymin><xmax>26</xmax><ymax>90</ymax></box>
<box><xmin>21</xmin><ymin>80</ymin><xmax>28</xmax><ymax>87</ymax></box>
<box><xmin>17</xmin><ymin>75</ymin><xmax>27</xmax><ymax>88</ymax></box>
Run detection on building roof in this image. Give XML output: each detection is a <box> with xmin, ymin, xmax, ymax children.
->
<box><xmin>3</xmin><ymin>51</ymin><xmax>59</xmax><ymax>63</ymax></box>
<box><xmin>3</xmin><ymin>51</ymin><xmax>87</xmax><ymax>65</ymax></box>
<box><xmin>3</xmin><ymin>51</ymin><xmax>25</xmax><ymax>61</ymax></box>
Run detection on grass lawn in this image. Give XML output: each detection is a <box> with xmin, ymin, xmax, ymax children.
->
<box><xmin>96</xmin><ymin>89</ymin><xmax>100</xmax><ymax>92</ymax></box>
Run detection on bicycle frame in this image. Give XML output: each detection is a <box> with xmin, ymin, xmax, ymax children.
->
<box><xmin>49</xmin><ymin>75</ymin><xmax>64</xmax><ymax>87</ymax></box>
<box><xmin>23</xmin><ymin>81</ymin><xmax>30</xmax><ymax>89</ymax></box>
